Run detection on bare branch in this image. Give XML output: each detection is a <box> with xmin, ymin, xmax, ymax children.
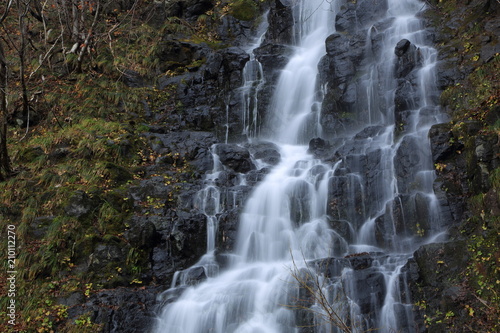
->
<box><xmin>288</xmin><ymin>251</ymin><xmax>352</xmax><ymax>333</ymax></box>
<box><xmin>0</xmin><ymin>0</ymin><xmax>14</xmax><ymax>24</ymax></box>
<box><xmin>28</xmin><ymin>34</ymin><xmax>61</xmax><ymax>81</ymax></box>
<box><xmin>76</xmin><ymin>0</ymin><xmax>100</xmax><ymax>72</ymax></box>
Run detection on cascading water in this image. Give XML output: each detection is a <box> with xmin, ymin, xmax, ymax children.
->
<box><xmin>154</xmin><ymin>0</ymin><xmax>446</xmax><ymax>332</ymax></box>
<box><xmin>241</xmin><ymin>13</ymin><xmax>269</xmax><ymax>139</ymax></box>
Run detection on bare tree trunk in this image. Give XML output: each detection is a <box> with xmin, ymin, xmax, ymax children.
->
<box><xmin>0</xmin><ymin>40</ymin><xmax>12</xmax><ymax>181</ymax></box>
<box><xmin>17</xmin><ymin>0</ymin><xmax>31</xmax><ymax>126</ymax></box>
<box><xmin>71</xmin><ymin>0</ymin><xmax>80</xmax><ymax>40</ymax></box>
<box><xmin>76</xmin><ymin>0</ymin><xmax>100</xmax><ymax>73</ymax></box>
<box><xmin>0</xmin><ymin>1</ymin><xmax>13</xmax><ymax>180</ymax></box>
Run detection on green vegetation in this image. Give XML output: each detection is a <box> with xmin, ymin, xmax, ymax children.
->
<box><xmin>228</xmin><ymin>0</ymin><xmax>259</xmax><ymax>21</ymax></box>
<box><xmin>423</xmin><ymin>0</ymin><xmax>500</xmax><ymax>331</ymax></box>
<box><xmin>0</xmin><ymin>0</ymin><xmax>241</xmax><ymax>331</ymax></box>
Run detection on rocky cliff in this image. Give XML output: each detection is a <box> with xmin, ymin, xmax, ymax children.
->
<box><xmin>62</xmin><ymin>0</ymin><xmax>500</xmax><ymax>331</ymax></box>
<box><xmin>1</xmin><ymin>0</ymin><xmax>498</xmax><ymax>332</ymax></box>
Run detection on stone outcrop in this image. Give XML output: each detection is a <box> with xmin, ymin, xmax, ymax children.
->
<box><xmin>59</xmin><ymin>0</ymin><xmax>500</xmax><ymax>331</ymax></box>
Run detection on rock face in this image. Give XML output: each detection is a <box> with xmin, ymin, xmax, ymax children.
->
<box><xmin>318</xmin><ymin>32</ymin><xmax>360</xmax><ymax>136</ymax></box>
<box><xmin>61</xmin><ymin>0</ymin><xmax>500</xmax><ymax>331</ymax></box>
<box><xmin>67</xmin><ymin>287</ymin><xmax>162</xmax><ymax>333</ymax></box>
<box><xmin>335</xmin><ymin>0</ymin><xmax>389</xmax><ymax>33</ymax></box>
<box><xmin>393</xmin><ymin>38</ymin><xmax>423</xmax><ymax>135</ymax></box>
<box><xmin>215</xmin><ymin>144</ymin><xmax>256</xmax><ymax>173</ymax></box>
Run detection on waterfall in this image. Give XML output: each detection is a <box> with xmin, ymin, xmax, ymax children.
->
<box><xmin>241</xmin><ymin>12</ymin><xmax>269</xmax><ymax>139</ymax></box>
<box><xmin>154</xmin><ymin>0</ymin><xmax>445</xmax><ymax>332</ymax></box>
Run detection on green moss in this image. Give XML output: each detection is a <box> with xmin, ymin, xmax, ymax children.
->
<box><xmin>229</xmin><ymin>0</ymin><xmax>259</xmax><ymax>21</ymax></box>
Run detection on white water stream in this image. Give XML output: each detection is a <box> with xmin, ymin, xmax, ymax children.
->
<box><xmin>155</xmin><ymin>0</ymin><xmax>445</xmax><ymax>332</ymax></box>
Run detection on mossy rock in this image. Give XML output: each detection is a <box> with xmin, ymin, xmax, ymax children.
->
<box><xmin>229</xmin><ymin>0</ymin><xmax>259</xmax><ymax>21</ymax></box>
<box><xmin>19</xmin><ymin>146</ymin><xmax>46</xmax><ymax>162</ymax></box>
<box><xmin>101</xmin><ymin>188</ymin><xmax>134</xmax><ymax>212</ymax></box>
<box><xmin>64</xmin><ymin>190</ymin><xmax>100</xmax><ymax>219</ymax></box>
<box><xmin>73</xmin><ymin>234</ymin><xmax>101</xmax><ymax>263</ymax></box>
<box><xmin>104</xmin><ymin>162</ymin><xmax>133</xmax><ymax>185</ymax></box>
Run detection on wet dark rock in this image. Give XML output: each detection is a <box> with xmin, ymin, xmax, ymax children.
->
<box><xmin>355</xmin><ymin>0</ymin><xmax>389</xmax><ymax>28</ymax></box>
<box><xmin>171</xmin><ymin>212</ymin><xmax>207</xmax><ymax>257</ymax></box>
<box><xmin>88</xmin><ymin>243</ymin><xmax>126</xmax><ymax>270</ymax></box>
<box><xmin>264</xmin><ymin>0</ymin><xmax>294</xmax><ymax>45</ymax></box>
<box><xmin>217</xmin><ymin>16</ymin><xmax>255</xmax><ymax>46</ymax></box>
<box><xmin>288</xmin><ymin>179</ymin><xmax>312</xmax><ymax>226</ymax></box>
<box><xmin>406</xmin><ymin>239</ymin><xmax>470</xmax><ymax>329</ymax></box>
<box><xmin>183</xmin><ymin>0</ymin><xmax>214</xmax><ymax>19</ymax></box>
<box><xmin>151</xmin><ymin>245</ymin><xmax>176</xmax><ymax>284</ymax></box>
<box><xmin>162</xmin><ymin>0</ymin><xmax>214</xmax><ymax>21</ymax></box>
<box><xmin>221</xmin><ymin>46</ymin><xmax>251</xmax><ymax>81</ymax></box>
<box><xmin>472</xmin><ymin>133</ymin><xmax>500</xmax><ymax>192</ymax></box>
<box><xmin>354</xmin><ymin>126</ymin><xmax>385</xmax><ymax>140</ymax></box>
<box><xmin>245</xmin><ymin>141</ymin><xmax>281</xmax><ymax>166</ymax></box>
<box><xmin>335</xmin><ymin>4</ymin><xmax>358</xmax><ymax>33</ymax></box>
<box><xmin>245</xmin><ymin>169</ymin><xmax>270</xmax><ymax>186</ymax></box>
<box><xmin>335</xmin><ymin>0</ymin><xmax>389</xmax><ymax>33</ymax></box>
<box><xmin>325</xmin><ymin>33</ymin><xmax>350</xmax><ymax>58</ymax></box>
<box><xmin>394</xmin><ymin>78</ymin><xmax>418</xmax><ymax>116</ymax></box>
<box><xmin>65</xmin><ymin>190</ymin><xmax>99</xmax><ymax>218</ymax></box>
<box><xmin>153</xmin><ymin>44</ymin><xmax>250</xmax><ymax>139</ymax></box>
<box><xmin>312</xmin><ymin>257</ymin><xmax>350</xmax><ymax>278</ymax></box>
<box><xmin>155</xmin><ymin>40</ymin><xmax>204</xmax><ymax>73</ymax></box>
<box><xmin>150</xmin><ymin>210</ymin><xmax>209</xmax><ymax>285</ymax></box>
<box><xmin>218</xmin><ymin>208</ymin><xmax>241</xmax><ymax>252</ymax></box>
<box><xmin>327</xmin><ymin>174</ymin><xmax>366</xmax><ymax>228</ymax></box>
<box><xmin>374</xmin><ymin>208</ymin><xmax>394</xmax><ymax>249</ymax></box>
<box><xmin>181</xmin><ymin>266</ymin><xmax>208</xmax><ymax>286</ymax></box>
<box><xmin>393</xmin><ymin>39</ymin><xmax>423</xmax><ymax>136</ymax></box>
<box><xmin>395</xmin><ymin>39</ymin><xmax>411</xmax><ymax>57</ymax></box>
<box><xmin>216</xmin><ymin>143</ymin><xmax>256</xmax><ymax>173</ymax></box>
<box><xmin>124</xmin><ymin>219</ymin><xmax>158</xmax><ymax>250</ymax></box>
<box><xmin>429</xmin><ymin>123</ymin><xmax>464</xmax><ymax>163</ymax></box>
<box><xmin>395</xmin><ymin>39</ymin><xmax>422</xmax><ymax>78</ymax></box>
<box><xmin>343</xmin><ymin>266</ymin><xmax>386</xmax><ymax>314</ymax></box>
<box><xmin>130</xmin><ymin>176</ymin><xmax>172</xmax><ymax>203</ymax></box>
<box><xmin>255</xmin><ymin>43</ymin><xmax>294</xmax><ymax>82</ymax></box>
<box><xmin>391</xmin><ymin>193</ymin><xmax>437</xmax><ymax>238</ymax></box>
<box><xmin>225</xmin><ymin>184</ymin><xmax>253</xmax><ymax>208</ymax></box>
<box><xmin>411</xmin><ymin>241</ymin><xmax>469</xmax><ymax>291</ymax></box>
<box><xmin>57</xmin><ymin>292</ymin><xmax>85</xmax><ymax>307</ymax></box>
<box><xmin>214</xmin><ymin>170</ymin><xmax>240</xmax><ymax>188</ymax></box>
<box><xmin>319</xmin><ymin>30</ymin><xmax>370</xmax><ymax>136</ymax></box>
<box><xmin>144</xmin><ymin>131</ymin><xmax>217</xmax><ymax>174</ymax></box>
<box><xmin>346</xmin><ymin>253</ymin><xmax>374</xmax><ymax>270</ymax></box>
<box><xmin>307</xmin><ymin>137</ymin><xmax>332</xmax><ymax>160</ymax></box>
<box><xmin>369</xmin><ymin>17</ymin><xmax>396</xmax><ymax>58</ymax></box>
<box><xmin>328</xmin><ymin>218</ymin><xmax>355</xmax><ymax>245</ymax></box>
<box><xmin>66</xmin><ymin>287</ymin><xmax>161</xmax><ymax>333</ymax></box>
<box><xmin>156</xmin><ymin>286</ymin><xmax>188</xmax><ymax>307</ymax></box>
<box><xmin>394</xmin><ymin>135</ymin><xmax>425</xmax><ymax>194</ymax></box>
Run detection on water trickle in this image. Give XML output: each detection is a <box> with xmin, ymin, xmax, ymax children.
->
<box><xmin>155</xmin><ymin>0</ymin><xmax>446</xmax><ymax>332</ymax></box>
<box><xmin>241</xmin><ymin>12</ymin><xmax>269</xmax><ymax>139</ymax></box>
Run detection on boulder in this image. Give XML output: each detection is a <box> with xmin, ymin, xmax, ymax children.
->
<box><xmin>429</xmin><ymin>123</ymin><xmax>463</xmax><ymax>163</ymax></box>
<box><xmin>65</xmin><ymin>191</ymin><xmax>99</xmax><ymax>218</ymax></box>
<box><xmin>395</xmin><ymin>39</ymin><xmax>422</xmax><ymax>78</ymax></box>
<box><xmin>66</xmin><ymin>287</ymin><xmax>161</xmax><ymax>333</ymax></box>
<box><xmin>215</xmin><ymin>144</ymin><xmax>255</xmax><ymax>173</ymax></box>
<box><xmin>245</xmin><ymin>141</ymin><xmax>281</xmax><ymax>166</ymax></box>
<box><xmin>264</xmin><ymin>0</ymin><xmax>294</xmax><ymax>45</ymax></box>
